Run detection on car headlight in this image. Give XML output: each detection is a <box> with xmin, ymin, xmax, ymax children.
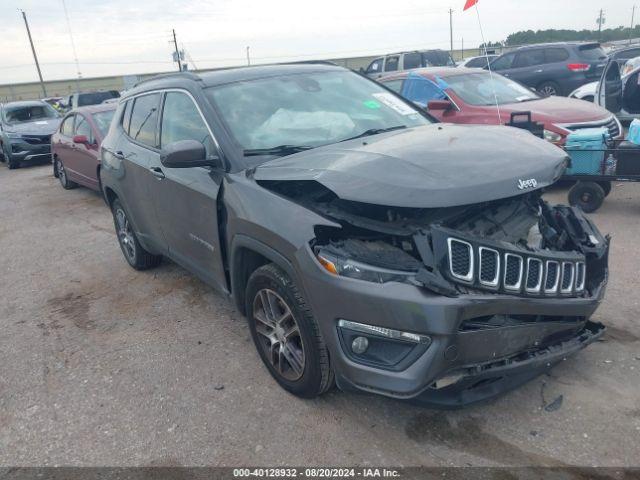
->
<box><xmin>316</xmin><ymin>249</ymin><xmax>415</xmax><ymax>284</ymax></box>
<box><xmin>543</xmin><ymin>129</ymin><xmax>563</xmax><ymax>143</ymax></box>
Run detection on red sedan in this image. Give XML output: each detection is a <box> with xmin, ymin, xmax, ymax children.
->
<box><xmin>379</xmin><ymin>67</ymin><xmax>622</xmax><ymax>143</ymax></box>
<box><xmin>52</xmin><ymin>103</ymin><xmax>116</xmax><ymax>191</ymax></box>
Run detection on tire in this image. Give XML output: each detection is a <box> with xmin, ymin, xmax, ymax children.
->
<box><xmin>8</xmin><ymin>159</ymin><xmax>19</xmax><ymax>169</ymax></box>
<box><xmin>245</xmin><ymin>263</ymin><xmax>334</xmax><ymax>398</ymax></box>
<box><xmin>53</xmin><ymin>156</ymin><xmax>59</xmax><ymax>178</ymax></box>
<box><xmin>55</xmin><ymin>158</ymin><xmax>77</xmax><ymax>189</ymax></box>
<box><xmin>568</xmin><ymin>181</ymin><xmax>605</xmax><ymax>213</ymax></box>
<box><xmin>110</xmin><ymin>198</ymin><xmax>162</xmax><ymax>270</ymax></box>
<box><xmin>597</xmin><ymin>181</ymin><xmax>612</xmax><ymax>197</ymax></box>
<box><xmin>537</xmin><ymin>81</ymin><xmax>562</xmax><ymax>97</ymax></box>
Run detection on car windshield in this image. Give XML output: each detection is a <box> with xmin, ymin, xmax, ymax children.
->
<box><xmin>92</xmin><ymin>110</ymin><xmax>116</xmax><ymax>137</ymax></box>
<box><xmin>78</xmin><ymin>92</ymin><xmax>119</xmax><ymax>107</ymax></box>
<box><xmin>445</xmin><ymin>72</ymin><xmax>539</xmax><ymax>106</ymax></box>
<box><xmin>2</xmin><ymin>103</ymin><xmax>59</xmax><ymax>124</ymax></box>
<box><xmin>205</xmin><ymin>70</ymin><xmax>430</xmax><ymax>156</ymax></box>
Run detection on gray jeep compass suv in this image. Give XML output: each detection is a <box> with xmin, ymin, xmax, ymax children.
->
<box><xmin>100</xmin><ymin>64</ymin><xmax>609</xmax><ymax>407</ymax></box>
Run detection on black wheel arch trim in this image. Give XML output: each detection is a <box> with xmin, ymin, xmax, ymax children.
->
<box><xmin>230</xmin><ymin>234</ymin><xmax>307</xmax><ymax>315</ymax></box>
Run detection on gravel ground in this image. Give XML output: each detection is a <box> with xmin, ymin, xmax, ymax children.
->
<box><xmin>0</xmin><ymin>164</ymin><xmax>639</xmax><ymax>467</ymax></box>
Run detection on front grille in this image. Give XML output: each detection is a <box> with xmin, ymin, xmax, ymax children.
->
<box><xmin>22</xmin><ymin>134</ymin><xmax>52</xmax><ymax>145</ymax></box>
<box><xmin>448</xmin><ymin>239</ymin><xmax>473</xmax><ymax>281</ymax></box>
<box><xmin>444</xmin><ymin>234</ymin><xmax>585</xmax><ymax>297</ymax></box>
<box><xmin>565</xmin><ymin>116</ymin><xmax>621</xmax><ymax>139</ymax></box>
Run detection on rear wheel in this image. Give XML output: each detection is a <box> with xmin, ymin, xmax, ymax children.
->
<box><xmin>111</xmin><ymin>199</ymin><xmax>162</xmax><ymax>270</ymax></box>
<box><xmin>537</xmin><ymin>80</ymin><xmax>562</xmax><ymax>97</ymax></box>
<box><xmin>245</xmin><ymin>264</ymin><xmax>333</xmax><ymax>398</ymax></box>
<box><xmin>568</xmin><ymin>181</ymin><xmax>605</xmax><ymax>213</ymax></box>
<box><xmin>56</xmin><ymin>158</ymin><xmax>77</xmax><ymax>189</ymax></box>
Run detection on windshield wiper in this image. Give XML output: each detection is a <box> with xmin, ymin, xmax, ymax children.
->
<box><xmin>341</xmin><ymin>125</ymin><xmax>407</xmax><ymax>142</ymax></box>
<box><xmin>243</xmin><ymin>145</ymin><xmax>315</xmax><ymax>157</ymax></box>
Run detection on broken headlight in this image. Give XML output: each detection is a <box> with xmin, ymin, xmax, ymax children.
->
<box><xmin>315</xmin><ymin>249</ymin><xmax>415</xmax><ymax>284</ymax></box>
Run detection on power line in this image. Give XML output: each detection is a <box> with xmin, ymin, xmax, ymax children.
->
<box><xmin>60</xmin><ymin>0</ymin><xmax>82</xmax><ymax>91</ymax></box>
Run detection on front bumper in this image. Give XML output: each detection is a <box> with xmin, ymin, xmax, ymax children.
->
<box><xmin>6</xmin><ymin>139</ymin><xmax>52</xmax><ymax>163</ymax></box>
<box><xmin>296</xmin><ymin>245</ymin><xmax>606</xmax><ymax>406</ymax></box>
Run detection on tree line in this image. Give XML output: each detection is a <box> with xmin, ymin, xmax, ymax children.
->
<box><xmin>480</xmin><ymin>25</ymin><xmax>640</xmax><ymax>48</ymax></box>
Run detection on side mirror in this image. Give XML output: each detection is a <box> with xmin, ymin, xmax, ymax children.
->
<box><xmin>160</xmin><ymin>139</ymin><xmax>222</xmax><ymax>169</ymax></box>
<box><xmin>73</xmin><ymin>134</ymin><xmax>88</xmax><ymax>144</ymax></box>
<box><xmin>427</xmin><ymin>99</ymin><xmax>453</xmax><ymax>111</ymax></box>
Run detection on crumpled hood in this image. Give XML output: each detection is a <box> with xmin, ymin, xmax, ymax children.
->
<box><xmin>5</xmin><ymin>118</ymin><xmax>61</xmax><ymax>135</ymax></box>
<box><xmin>254</xmin><ymin>124</ymin><xmax>568</xmax><ymax>208</ymax></box>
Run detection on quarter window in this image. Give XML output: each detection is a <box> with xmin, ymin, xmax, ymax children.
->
<box><xmin>128</xmin><ymin>93</ymin><xmax>160</xmax><ymax>147</ymax></box>
<box><xmin>160</xmin><ymin>92</ymin><xmax>214</xmax><ymax>154</ymax></box>
<box><xmin>122</xmin><ymin>100</ymin><xmax>133</xmax><ymax>134</ymax></box>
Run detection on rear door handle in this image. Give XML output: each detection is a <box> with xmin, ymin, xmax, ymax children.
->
<box><xmin>534</xmin><ymin>69</ymin><xmax>543</xmax><ymax>73</ymax></box>
<box><xmin>149</xmin><ymin>166</ymin><xmax>165</xmax><ymax>180</ymax></box>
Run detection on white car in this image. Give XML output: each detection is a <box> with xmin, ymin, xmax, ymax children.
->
<box><xmin>569</xmin><ymin>81</ymin><xmax>598</xmax><ymax>102</ymax></box>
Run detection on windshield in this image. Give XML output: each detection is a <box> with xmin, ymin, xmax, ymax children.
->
<box><xmin>206</xmin><ymin>70</ymin><xmax>430</xmax><ymax>154</ymax></box>
<box><xmin>445</xmin><ymin>72</ymin><xmax>539</xmax><ymax>106</ymax></box>
<box><xmin>2</xmin><ymin>103</ymin><xmax>59</xmax><ymax>124</ymax></box>
<box><xmin>92</xmin><ymin>109</ymin><xmax>116</xmax><ymax>136</ymax></box>
<box><xmin>78</xmin><ymin>91</ymin><xmax>119</xmax><ymax>107</ymax></box>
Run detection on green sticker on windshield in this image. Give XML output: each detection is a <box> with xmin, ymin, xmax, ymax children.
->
<box><xmin>363</xmin><ymin>99</ymin><xmax>381</xmax><ymax>109</ymax></box>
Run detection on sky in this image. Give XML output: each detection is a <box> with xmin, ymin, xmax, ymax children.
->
<box><xmin>0</xmin><ymin>0</ymin><xmax>636</xmax><ymax>84</ymax></box>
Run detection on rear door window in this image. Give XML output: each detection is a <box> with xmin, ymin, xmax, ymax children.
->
<box><xmin>544</xmin><ymin>48</ymin><xmax>570</xmax><ymax>63</ymax></box>
<box><xmin>514</xmin><ymin>49</ymin><xmax>546</xmax><ymax>68</ymax></box>
<box><xmin>403</xmin><ymin>52</ymin><xmax>423</xmax><ymax>70</ymax></box>
<box><xmin>128</xmin><ymin>93</ymin><xmax>160</xmax><ymax>148</ymax></box>
<box><xmin>384</xmin><ymin>56</ymin><xmax>399</xmax><ymax>72</ymax></box>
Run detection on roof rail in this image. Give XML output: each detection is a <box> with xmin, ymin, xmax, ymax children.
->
<box><xmin>133</xmin><ymin>71</ymin><xmax>202</xmax><ymax>88</ymax></box>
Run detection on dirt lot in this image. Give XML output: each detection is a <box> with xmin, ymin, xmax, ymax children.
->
<box><xmin>0</xmin><ymin>164</ymin><xmax>639</xmax><ymax>467</ymax></box>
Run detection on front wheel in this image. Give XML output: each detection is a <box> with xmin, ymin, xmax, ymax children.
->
<box><xmin>568</xmin><ymin>181</ymin><xmax>605</xmax><ymax>213</ymax></box>
<box><xmin>111</xmin><ymin>199</ymin><xmax>162</xmax><ymax>270</ymax></box>
<box><xmin>245</xmin><ymin>264</ymin><xmax>334</xmax><ymax>398</ymax></box>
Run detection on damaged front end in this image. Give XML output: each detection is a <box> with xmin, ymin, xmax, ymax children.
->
<box><xmin>259</xmin><ymin>179</ymin><xmax>609</xmax><ymax>406</ymax></box>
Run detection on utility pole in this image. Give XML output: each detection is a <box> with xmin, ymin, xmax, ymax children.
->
<box><xmin>448</xmin><ymin>8</ymin><xmax>454</xmax><ymax>58</ymax></box>
<box><xmin>20</xmin><ymin>10</ymin><xmax>47</xmax><ymax>97</ymax></box>
<box><xmin>630</xmin><ymin>5</ymin><xmax>636</xmax><ymax>45</ymax></box>
<box><xmin>596</xmin><ymin>9</ymin><xmax>605</xmax><ymax>41</ymax></box>
<box><xmin>246</xmin><ymin>46</ymin><xmax>251</xmax><ymax>66</ymax></box>
<box><xmin>172</xmin><ymin>29</ymin><xmax>182</xmax><ymax>71</ymax></box>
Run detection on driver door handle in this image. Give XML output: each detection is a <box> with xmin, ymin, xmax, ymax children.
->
<box><xmin>149</xmin><ymin>166</ymin><xmax>165</xmax><ymax>180</ymax></box>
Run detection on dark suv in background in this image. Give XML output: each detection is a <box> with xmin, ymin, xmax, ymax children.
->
<box><xmin>489</xmin><ymin>42</ymin><xmax>607</xmax><ymax>96</ymax></box>
<box><xmin>99</xmin><ymin>65</ymin><xmax>608</xmax><ymax>407</ymax></box>
<box><xmin>66</xmin><ymin>90</ymin><xmax>120</xmax><ymax>110</ymax></box>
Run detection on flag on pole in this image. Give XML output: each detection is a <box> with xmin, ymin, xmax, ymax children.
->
<box><xmin>463</xmin><ymin>0</ymin><xmax>478</xmax><ymax>11</ymax></box>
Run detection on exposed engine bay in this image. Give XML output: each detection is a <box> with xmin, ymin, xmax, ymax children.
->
<box><xmin>258</xmin><ymin>179</ymin><xmax>609</xmax><ymax>298</ymax></box>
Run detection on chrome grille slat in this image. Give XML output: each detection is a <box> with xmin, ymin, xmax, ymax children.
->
<box><xmin>525</xmin><ymin>258</ymin><xmax>543</xmax><ymax>293</ymax></box>
<box><xmin>575</xmin><ymin>262</ymin><xmax>586</xmax><ymax>292</ymax></box>
<box><xmin>479</xmin><ymin>247</ymin><xmax>500</xmax><ymax>287</ymax></box>
<box><xmin>503</xmin><ymin>254</ymin><xmax>523</xmax><ymax>291</ymax></box>
<box><xmin>561</xmin><ymin>262</ymin><xmax>575</xmax><ymax>294</ymax></box>
<box><xmin>544</xmin><ymin>261</ymin><xmax>560</xmax><ymax>294</ymax></box>
<box><xmin>447</xmin><ymin>238</ymin><xmax>473</xmax><ymax>282</ymax></box>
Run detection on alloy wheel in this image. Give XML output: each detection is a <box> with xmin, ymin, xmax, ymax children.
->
<box><xmin>540</xmin><ymin>85</ymin><xmax>557</xmax><ymax>96</ymax></box>
<box><xmin>252</xmin><ymin>288</ymin><xmax>305</xmax><ymax>381</ymax></box>
<box><xmin>115</xmin><ymin>207</ymin><xmax>136</xmax><ymax>264</ymax></box>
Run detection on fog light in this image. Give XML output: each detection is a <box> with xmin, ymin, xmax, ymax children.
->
<box><xmin>351</xmin><ymin>336</ymin><xmax>369</xmax><ymax>354</ymax></box>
